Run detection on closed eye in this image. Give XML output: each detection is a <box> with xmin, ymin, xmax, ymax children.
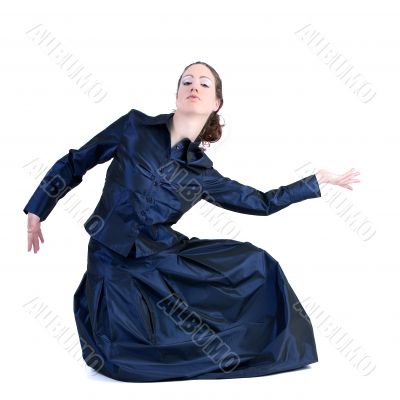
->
<box><xmin>183</xmin><ymin>82</ymin><xmax>210</xmax><ymax>88</ymax></box>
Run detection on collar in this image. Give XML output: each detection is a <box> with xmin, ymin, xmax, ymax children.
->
<box><xmin>131</xmin><ymin>109</ymin><xmax>212</xmax><ymax>168</ymax></box>
<box><xmin>132</xmin><ymin>109</ymin><xmax>173</xmax><ymax>126</ymax></box>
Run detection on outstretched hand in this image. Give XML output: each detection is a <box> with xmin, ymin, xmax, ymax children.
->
<box><xmin>316</xmin><ymin>168</ymin><xmax>361</xmax><ymax>190</ymax></box>
<box><xmin>27</xmin><ymin>212</ymin><xmax>44</xmax><ymax>253</ymax></box>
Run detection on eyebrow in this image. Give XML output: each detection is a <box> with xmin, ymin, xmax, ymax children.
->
<box><xmin>182</xmin><ymin>74</ymin><xmax>212</xmax><ymax>81</ymax></box>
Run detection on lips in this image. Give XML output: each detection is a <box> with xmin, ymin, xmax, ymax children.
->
<box><xmin>188</xmin><ymin>95</ymin><xmax>200</xmax><ymax>99</ymax></box>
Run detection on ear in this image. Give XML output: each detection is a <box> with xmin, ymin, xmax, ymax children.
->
<box><xmin>213</xmin><ymin>98</ymin><xmax>221</xmax><ymax>112</ymax></box>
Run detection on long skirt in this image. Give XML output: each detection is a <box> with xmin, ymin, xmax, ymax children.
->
<box><xmin>73</xmin><ymin>236</ymin><xmax>318</xmax><ymax>382</ymax></box>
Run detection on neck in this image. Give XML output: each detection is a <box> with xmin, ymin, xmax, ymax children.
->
<box><xmin>169</xmin><ymin>110</ymin><xmax>209</xmax><ymax>147</ymax></box>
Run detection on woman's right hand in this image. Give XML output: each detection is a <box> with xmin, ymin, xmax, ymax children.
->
<box><xmin>27</xmin><ymin>212</ymin><xmax>44</xmax><ymax>253</ymax></box>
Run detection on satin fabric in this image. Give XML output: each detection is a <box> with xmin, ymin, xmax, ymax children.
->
<box><xmin>23</xmin><ymin>108</ymin><xmax>321</xmax><ymax>382</ymax></box>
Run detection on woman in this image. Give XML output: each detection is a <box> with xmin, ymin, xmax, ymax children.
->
<box><xmin>24</xmin><ymin>61</ymin><xmax>360</xmax><ymax>382</ymax></box>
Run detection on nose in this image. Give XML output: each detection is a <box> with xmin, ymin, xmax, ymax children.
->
<box><xmin>189</xmin><ymin>89</ymin><xmax>199</xmax><ymax>98</ymax></box>
<box><xmin>190</xmin><ymin>80</ymin><xmax>201</xmax><ymax>91</ymax></box>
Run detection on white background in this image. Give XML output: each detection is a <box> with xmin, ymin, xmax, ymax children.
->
<box><xmin>2</xmin><ymin>0</ymin><xmax>397</xmax><ymax>398</ymax></box>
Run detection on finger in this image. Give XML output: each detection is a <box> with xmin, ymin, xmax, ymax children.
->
<box><xmin>27</xmin><ymin>234</ymin><xmax>32</xmax><ymax>252</ymax></box>
<box><xmin>337</xmin><ymin>176</ymin><xmax>351</xmax><ymax>184</ymax></box>
<box><xmin>346</xmin><ymin>168</ymin><xmax>360</xmax><ymax>175</ymax></box>
<box><xmin>343</xmin><ymin>169</ymin><xmax>357</xmax><ymax>178</ymax></box>
<box><xmin>337</xmin><ymin>171</ymin><xmax>353</xmax><ymax>182</ymax></box>
<box><xmin>33</xmin><ymin>235</ymin><xmax>39</xmax><ymax>253</ymax></box>
<box><xmin>342</xmin><ymin>178</ymin><xmax>360</xmax><ymax>184</ymax></box>
<box><xmin>38</xmin><ymin>229</ymin><xmax>44</xmax><ymax>243</ymax></box>
<box><xmin>338</xmin><ymin>172</ymin><xmax>360</xmax><ymax>183</ymax></box>
<box><xmin>36</xmin><ymin>235</ymin><xmax>41</xmax><ymax>252</ymax></box>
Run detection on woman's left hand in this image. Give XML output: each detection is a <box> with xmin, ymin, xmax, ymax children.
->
<box><xmin>315</xmin><ymin>168</ymin><xmax>361</xmax><ymax>190</ymax></box>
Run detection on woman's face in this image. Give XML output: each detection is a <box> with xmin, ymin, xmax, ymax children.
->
<box><xmin>176</xmin><ymin>64</ymin><xmax>221</xmax><ymax>117</ymax></box>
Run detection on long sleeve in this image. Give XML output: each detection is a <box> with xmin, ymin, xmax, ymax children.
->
<box><xmin>201</xmin><ymin>167</ymin><xmax>321</xmax><ymax>216</ymax></box>
<box><xmin>22</xmin><ymin>110</ymin><xmax>131</xmax><ymax>221</ymax></box>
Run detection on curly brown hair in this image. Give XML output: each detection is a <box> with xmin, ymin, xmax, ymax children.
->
<box><xmin>173</xmin><ymin>61</ymin><xmax>225</xmax><ymax>149</ymax></box>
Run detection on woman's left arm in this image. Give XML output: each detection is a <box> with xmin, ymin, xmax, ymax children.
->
<box><xmin>201</xmin><ymin>167</ymin><xmax>321</xmax><ymax>216</ymax></box>
<box><xmin>200</xmin><ymin>166</ymin><xmax>361</xmax><ymax>216</ymax></box>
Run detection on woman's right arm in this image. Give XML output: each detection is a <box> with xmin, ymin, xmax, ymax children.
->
<box><xmin>24</xmin><ymin>110</ymin><xmax>131</xmax><ymax>253</ymax></box>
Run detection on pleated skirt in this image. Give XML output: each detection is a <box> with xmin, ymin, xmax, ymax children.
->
<box><xmin>73</xmin><ymin>236</ymin><xmax>318</xmax><ymax>382</ymax></box>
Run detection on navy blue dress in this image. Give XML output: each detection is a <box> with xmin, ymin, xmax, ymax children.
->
<box><xmin>23</xmin><ymin>109</ymin><xmax>322</xmax><ymax>382</ymax></box>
